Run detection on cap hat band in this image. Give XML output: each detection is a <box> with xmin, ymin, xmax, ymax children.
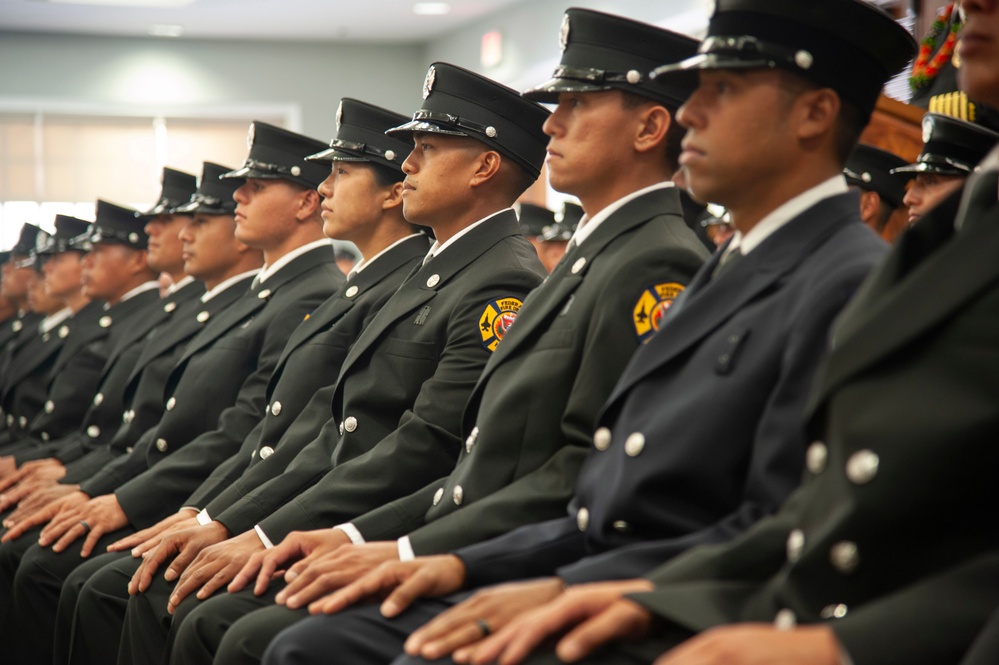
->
<box><xmin>326</xmin><ymin>138</ymin><xmax>400</xmax><ymax>163</ymax></box>
<box><xmin>412</xmin><ymin>110</ymin><xmax>498</xmax><ymax>139</ymax></box>
<box><xmin>238</xmin><ymin>157</ymin><xmax>303</xmax><ymax>178</ymax></box>
<box><xmin>702</xmin><ymin>34</ymin><xmax>811</xmax><ymax>69</ymax></box>
<box><xmin>551</xmin><ymin>64</ymin><xmax>646</xmax><ymax>85</ymax></box>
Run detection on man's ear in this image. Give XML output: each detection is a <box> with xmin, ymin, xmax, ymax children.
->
<box><xmin>795</xmin><ymin>87</ymin><xmax>841</xmax><ymax>145</ymax></box>
<box><xmin>634</xmin><ymin>104</ymin><xmax>672</xmax><ymax>155</ymax></box>
<box><xmin>382</xmin><ymin>181</ymin><xmax>405</xmax><ymax>210</ymax></box>
<box><xmin>295</xmin><ymin>188</ymin><xmax>322</xmax><ymax>221</ymax></box>
<box><xmin>469</xmin><ymin>150</ymin><xmax>503</xmax><ymax>188</ymax></box>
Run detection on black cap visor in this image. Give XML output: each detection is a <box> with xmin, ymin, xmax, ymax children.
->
<box><xmin>891</xmin><ymin>156</ymin><xmax>973</xmax><ymax>176</ymax></box>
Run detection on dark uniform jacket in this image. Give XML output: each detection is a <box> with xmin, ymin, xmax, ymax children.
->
<box><xmin>230</xmin><ymin>211</ymin><xmax>545</xmax><ymax>542</ymax></box>
<box><xmin>93</xmin><ymin>246</ymin><xmax>342</xmax><ymax>528</ymax></box>
<box><xmin>187</xmin><ymin>234</ymin><xmax>429</xmax><ymax>513</ymax></box>
<box><xmin>628</xmin><ymin>169</ymin><xmax>999</xmax><ymax>665</ymax></box>
<box><xmin>457</xmin><ymin>191</ymin><xmax>887</xmax><ymax>588</ymax></box>
<box><xmin>9</xmin><ymin>288</ymin><xmax>162</xmax><ymax>464</ymax></box>
<box><xmin>348</xmin><ymin>187</ymin><xmax>709</xmax><ymax>551</ymax></box>
<box><xmin>59</xmin><ymin>280</ymin><xmax>237</xmax><ymax>484</ymax></box>
<box><xmin>0</xmin><ymin>309</ymin><xmax>74</xmax><ymax>442</ymax></box>
<box><xmin>22</xmin><ymin>301</ymin><xmax>113</xmax><ymax>446</ymax></box>
<box><xmin>0</xmin><ymin>311</ymin><xmax>44</xmax><ymax>414</ymax></box>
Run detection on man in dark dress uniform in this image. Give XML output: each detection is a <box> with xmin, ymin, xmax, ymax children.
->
<box><xmin>57</xmin><ymin>98</ymin><xmax>432</xmax><ymax>665</ymax></box>
<box><xmin>115</xmin><ymin>62</ymin><xmax>549</xmax><ymax>665</ymax></box>
<box><xmin>0</xmin><ymin>122</ymin><xmax>341</xmax><ymax>664</ymax></box>
<box><xmin>314</xmin><ymin>1</ymin><xmax>999</xmax><ymax>663</ymax></box>
<box><xmin>251</xmin><ymin>2</ymin><xmax>915</xmax><ymax>664</ymax></box>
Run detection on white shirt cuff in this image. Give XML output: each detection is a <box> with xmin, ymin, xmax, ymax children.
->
<box><xmin>397</xmin><ymin>535</ymin><xmax>415</xmax><ymax>561</ymax></box>
<box><xmin>334</xmin><ymin>523</ymin><xmax>366</xmax><ymax>545</ymax></box>
<box><xmin>196</xmin><ymin>508</ymin><xmax>212</xmax><ymax>526</ymax></box>
<box><xmin>254</xmin><ymin>524</ymin><xmax>275</xmax><ymax>550</ymax></box>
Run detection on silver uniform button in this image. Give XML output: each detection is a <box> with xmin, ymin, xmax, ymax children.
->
<box><xmin>344</xmin><ymin>416</ymin><xmax>357</xmax><ymax>432</ymax></box>
<box><xmin>576</xmin><ymin>507</ymin><xmax>589</xmax><ymax>531</ymax></box>
<box><xmin>774</xmin><ymin>609</ymin><xmax>797</xmax><ymax>630</ymax></box>
<box><xmin>830</xmin><ymin>541</ymin><xmax>859</xmax><ymax>574</ymax></box>
<box><xmin>155</xmin><ymin>438</ymin><xmax>168</xmax><ymax>452</ymax></box>
<box><xmin>40</xmin><ymin>432</ymin><xmax>50</xmax><ymax>443</ymax></box>
<box><xmin>257</xmin><ymin>289</ymin><xmax>272</xmax><ymax>299</ymax></box>
<box><xmin>426</xmin><ymin>274</ymin><xmax>440</xmax><ymax>288</ymax></box>
<box><xmin>18</xmin><ymin>416</ymin><xmax>26</xmax><ymax>428</ymax></box>
<box><xmin>164</xmin><ymin>301</ymin><xmax>177</xmax><ymax>313</ymax></box>
<box><xmin>124</xmin><ymin>410</ymin><xmax>135</xmax><ymax>424</ymax></box>
<box><xmin>845</xmin><ymin>450</ymin><xmax>879</xmax><ymax>484</ymax></box>
<box><xmin>87</xmin><ymin>425</ymin><xmax>100</xmax><ymax>438</ymax></box>
<box><xmin>345</xmin><ymin>285</ymin><xmax>359</xmax><ymax>298</ymax></box>
<box><xmin>166</xmin><ymin>397</ymin><xmax>177</xmax><ymax>411</ymax></box>
<box><xmin>99</xmin><ymin>316</ymin><xmax>112</xmax><ymax>328</ymax></box>
<box><xmin>5</xmin><ymin>415</ymin><xmax>12</xmax><ymax>427</ymax></box>
<box><xmin>259</xmin><ymin>446</ymin><xmax>274</xmax><ymax>460</ymax></box>
<box><xmin>58</xmin><ymin>325</ymin><xmax>70</xmax><ymax>338</ymax></box>
<box><xmin>196</xmin><ymin>311</ymin><xmax>210</xmax><ymax>323</ymax></box>
<box><xmin>11</xmin><ymin>320</ymin><xmax>22</xmax><ymax>332</ymax></box>
<box><xmin>453</xmin><ymin>485</ymin><xmax>464</xmax><ymax>505</ymax></box>
<box><xmin>433</xmin><ymin>487</ymin><xmax>444</xmax><ymax>505</ymax></box>
<box><xmin>126</xmin><ymin>446</ymin><xmax>134</xmax><ymax>454</ymax></box>
<box><xmin>93</xmin><ymin>392</ymin><xmax>104</xmax><ymax>406</ymax></box>
<box><xmin>271</xmin><ymin>401</ymin><xmax>282</xmax><ymax>416</ymax></box>
<box><xmin>624</xmin><ymin>432</ymin><xmax>645</xmax><ymax>457</ymax></box>
<box><xmin>806</xmin><ymin>441</ymin><xmax>828</xmax><ymax>474</ymax></box>
<box><xmin>465</xmin><ymin>426</ymin><xmax>479</xmax><ymax>454</ymax></box>
<box><xmin>593</xmin><ymin>427</ymin><xmax>611</xmax><ymax>451</ymax></box>
<box><xmin>820</xmin><ymin>603</ymin><xmax>849</xmax><ymax>619</ymax></box>
<box><xmin>786</xmin><ymin>529</ymin><xmax>804</xmax><ymax>563</ymax></box>
<box><xmin>612</xmin><ymin>520</ymin><xmax>630</xmax><ymax>532</ymax></box>
<box><xmin>571</xmin><ymin>257</ymin><xmax>586</xmax><ymax>274</ymax></box>
<box><xmin>44</xmin><ymin>400</ymin><xmax>55</xmax><ymax>414</ymax></box>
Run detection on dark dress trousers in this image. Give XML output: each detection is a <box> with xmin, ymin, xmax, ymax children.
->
<box><xmin>131</xmin><ymin>210</ymin><xmax>546</xmax><ymax>665</ymax></box>
<box><xmin>258</xmin><ymin>190</ymin><xmax>891</xmax><ymax>665</ymax></box>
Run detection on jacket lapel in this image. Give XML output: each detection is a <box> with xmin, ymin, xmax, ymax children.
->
<box><xmin>605</xmin><ymin>192</ymin><xmax>860</xmax><ymax>404</ymax></box>
<box><xmin>336</xmin><ymin>211</ymin><xmax>522</xmax><ymax>385</ymax></box>
<box><xmin>812</xmin><ymin>181</ymin><xmax>999</xmax><ymax>404</ymax></box>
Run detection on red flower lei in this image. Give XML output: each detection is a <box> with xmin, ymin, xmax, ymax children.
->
<box><xmin>911</xmin><ymin>2</ymin><xmax>960</xmax><ymax>90</ymax></box>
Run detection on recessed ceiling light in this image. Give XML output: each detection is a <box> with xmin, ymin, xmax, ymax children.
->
<box><xmin>413</xmin><ymin>2</ymin><xmax>451</xmax><ymax>15</ymax></box>
<box><xmin>33</xmin><ymin>0</ymin><xmax>196</xmax><ymax>7</ymax></box>
<box><xmin>149</xmin><ymin>24</ymin><xmax>184</xmax><ymax>37</ymax></box>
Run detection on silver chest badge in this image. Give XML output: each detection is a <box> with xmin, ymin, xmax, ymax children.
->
<box><xmin>423</xmin><ymin>66</ymin><xmax>436</xmax><ymax>100</ymax></box>
<box><xmin>559</xmin><ymin>14</ymin><xmax>570</xmax><ymax>52</ymax></box>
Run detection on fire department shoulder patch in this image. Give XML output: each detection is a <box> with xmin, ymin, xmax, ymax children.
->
<box><xmin>633</xmin><ymin>282</ymin><xmax>684</xmax><ymax>343</ymax></box>
<box><xmin>479</xmin><ymin>297</ymin><xmax>523</xmax><ymax>351</ymax></box>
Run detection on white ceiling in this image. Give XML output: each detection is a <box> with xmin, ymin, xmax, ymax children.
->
<box><xmin>0</xmin><ymin>0</ymin><xmax>530</xmax><ymax>42</ymax></box>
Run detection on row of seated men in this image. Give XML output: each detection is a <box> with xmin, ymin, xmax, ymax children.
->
<box><xmin>0</xmin><ymin>0</ymin><xmax>997</xmax><ymax>663</ymax></box>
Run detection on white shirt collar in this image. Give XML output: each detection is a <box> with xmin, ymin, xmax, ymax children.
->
<box><xmin>165</xmin><ymin>274</ymin><xmax>196</xmax><ymax>295</ymax></box>
<box><xmin>725</xmin><ymin>175</ymin><xmax>847</xmax><ymax>257</ymax></box>
<box><xmin>352</xmin><ymin>234</ymin><xmax>425</xmax><ymax>275</ymax></box>
<box><xmin>256</xmin><ymin>239</ymin><xmax>334</xmax><ymax>285</ymax></box>
<box><xmin>424</xmin><ymin>209</ymin><xmax>511</xmax><ymax>262</ymax></box>
<box><xmin>106</xmin><ymin>281</ymin><xmax>159</xmax><ymax>309</ymax></box>
<box><xmin>40</xmin><ymin>307</ymin><xmax>73</xmax><ymax>334</ymax></box>
<box><xmin>569</xmin><ymin>182</ymin><xmax>675</xmax><ymax>249</ymax></box>
<box><xmin>201</xmin><ymin>270</ymin><xmax>258</xmax><ymax>303</ymax></box>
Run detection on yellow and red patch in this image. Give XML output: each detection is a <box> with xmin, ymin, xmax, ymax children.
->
<box><xmin>633</xmin><ymin>282</ymin><xmax>684</xmax><ymax>343</ymax></box>
<box><xmin>479</xmin><ymin>297</ymin><xmax>523</xmax><ymax>351</ymax></box>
